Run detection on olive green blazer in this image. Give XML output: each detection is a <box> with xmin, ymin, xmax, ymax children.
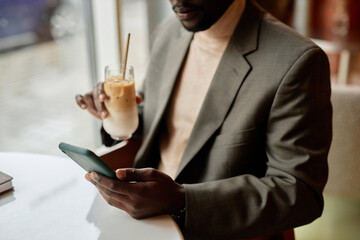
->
<box><xmin>134</xmin><ymin>1</ymin><xmax>332</xmax><ymax>239</ymax></box>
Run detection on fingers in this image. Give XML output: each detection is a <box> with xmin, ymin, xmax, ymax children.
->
<box><xmin>86</xmin><ymin>172</ymin><xmax>132</xmax><ymax>210</ymax></box>
<box><xmin>97</xmin><ymin>185</ymin><xmax>131</xmax><ymax>204</ymax></box>
<box><xmin>88</xmin><ymin>172</ymin><xmax>133</xmax><ymax>195</ymax></box>
<box><xmin>93</xmin><ymin>83</ymin><xmax>108</xmax><ymax>119</ymax></box>
<box><xmin>87</xmin><ymin>173</ymin><xmax>146</xmax><ymax>219</ymax></box>
<box><xmin>76</xmin><ymin>91</ymin><xmax>101</xmax><ymax>119</ymax></box>
<box><xmin>98</xmin><ymin>189</ymin><xmax>144</xmax><ymax>219</ymax></box>
<box><xmin>77</xmin><ymin>84</ymin><xmax>141</xmax><ymax>120</ymax></box>
<box><xmin>116</xmin><ymin>168</ymin><xmax>166</xmax><ymax>182</ymax></box>
<box><xmin>86</xmin><ymin>171</ymin><xmax>176</xmax><ymax>220</ymax></box>
<box><xmin>75</xmin><ymin>95</ymin><xmax>87</xmax><ymax>109</ymax></box>
<box><xmin>83</xmin><ymin>93</ymin><xmax>102</xmax><ymax>119</ymax></box>
<box><xmin>75</xmin><ymin>82</ymin><xmax>108</xmax><ymax>119</ymax></box>
<box><xmin>85</xmin><ymin>172</ymin><xmax>91</xmax><ymax>181</ymax></box>
<box><xmin>98</xmin><ymin>189</ymin><xmax>130</xmax><ymax>212</ymax></box>
<box><xmin>96</xmin><ymin>83</ymin><xmax>106</xmax><ymax>102</ymax></box>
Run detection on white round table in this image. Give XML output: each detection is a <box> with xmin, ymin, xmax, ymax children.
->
<box><xmin>0</xmin><ymin>152</ymin><xmax>183</xmax><ymax>240</ymax></box>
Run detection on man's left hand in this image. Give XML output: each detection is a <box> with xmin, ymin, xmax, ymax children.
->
<box><xmin>85</xmin><ymin>168</ymin><xmax>185</xmax><ymax>219</ymax></box>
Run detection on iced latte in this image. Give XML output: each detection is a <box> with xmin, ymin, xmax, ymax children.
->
<box><xmin>103</xmin><ymin>66</ymin><xmax>138</xmax><ymax>140</ymax></box>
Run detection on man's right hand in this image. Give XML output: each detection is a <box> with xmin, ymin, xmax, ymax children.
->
<box><xmin>76</xmin><ymin>82</ymin><xmax>108</xmax><ymax>120</ymax></box>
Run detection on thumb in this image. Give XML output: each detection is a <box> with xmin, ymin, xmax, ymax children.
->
<box><xmin>116</xmin><ymin>168</ymin><xmax>160</xmax><ymax>182</ymax></box>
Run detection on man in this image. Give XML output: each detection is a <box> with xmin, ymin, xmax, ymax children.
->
<box><xmin>76</xmin><ymin>0</ymin><xmax>332</xmax><ymax>239</ymax></box>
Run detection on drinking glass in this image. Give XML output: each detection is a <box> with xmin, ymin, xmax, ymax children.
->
<box><xmin>102</xmin><ymin>65</ymin><xmax>138</xmax><ymax>140</ymax></box>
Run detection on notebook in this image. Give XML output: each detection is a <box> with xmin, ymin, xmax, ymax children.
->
<box><xmin>0</xmin><ymin>171</ymin><xmax>13</xmax><ymax>194</ymax></box>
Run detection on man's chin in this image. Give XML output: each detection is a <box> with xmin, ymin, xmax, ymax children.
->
<box><xmin>180</xmin><ymin>20</ymin><xmax>212</xmax><ymax>32</ymax></box>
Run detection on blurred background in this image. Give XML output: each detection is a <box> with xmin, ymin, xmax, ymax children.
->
<box><xmin>0</xmin><ymin>0</ymin><xmax>359</xmax><ymax>239</ymax></box>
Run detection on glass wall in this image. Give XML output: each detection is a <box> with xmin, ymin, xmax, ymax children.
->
<box><xmin>0</xmin><ymin>0</ymin><xmax>96</xmax><ymax>155</ymax></box>
<box><xmin>92</xmin><ymin>0</ymin><xmax>173</xmax><ymax>89</ymax></box>
<box><xmin>0</xmin><ymin>0</ymin><xmax>174</xmax><ymax>155</ymax></box>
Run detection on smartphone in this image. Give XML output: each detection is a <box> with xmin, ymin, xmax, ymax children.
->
<box><xmin>59</xmin><ymin>142</ymin><xmax>116</xmax><ymax>178</ymax></box>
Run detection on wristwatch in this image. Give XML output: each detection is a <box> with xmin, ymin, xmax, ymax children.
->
<box><xmin>171</xmin><ymin>206</ymin><xmax>186</xmax><ymax>229</ymax></box>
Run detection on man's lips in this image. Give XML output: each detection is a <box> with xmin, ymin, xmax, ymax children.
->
<box><xmin>173</xmin><ymin>5</ymin><xmax>201</xmax><ymax>21</ymax></box>
<box><xmin>177</xmin><ymin>9</ymin><xmax>199</xmax><ymax>20</ymax></box>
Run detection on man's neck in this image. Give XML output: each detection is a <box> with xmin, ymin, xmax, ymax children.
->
<box><xmin>195</xmin><ymin>0</ymin><xmax>246</xmax><ymax>40</ymax></box>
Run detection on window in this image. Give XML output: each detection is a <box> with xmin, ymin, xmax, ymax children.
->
<box><xmin>0</xmin><ymin>0</ymin><xmax>96</xmax><ymax>155</ymax></box>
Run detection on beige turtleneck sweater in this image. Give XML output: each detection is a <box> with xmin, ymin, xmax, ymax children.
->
<box><xmin>158</xmin><ymin>0</ymin><xmax>246</xmax><ymax>179</ymax></box>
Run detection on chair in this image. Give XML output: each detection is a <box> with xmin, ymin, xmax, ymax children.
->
<box><xmin>325</xmin><ymin>84</ymin><xmax>360</xmax><ymax>199</ymax></box>
<box><xmin>294</xmin><ymin>84</ymin><xmax>360</xmax><ymax>239</ymax></box>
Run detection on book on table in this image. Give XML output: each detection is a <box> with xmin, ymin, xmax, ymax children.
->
<box><xmin>0</xmin><ymin>171</ymin><xmax>13</xmax><ymax>194</ymax></box>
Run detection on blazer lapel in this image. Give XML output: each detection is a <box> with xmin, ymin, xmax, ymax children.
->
<box><xmin>135</xmin><ymin>28</ymin><xmax>193</xmax><ymax>166</ymax></box>
<box><xmin>175</xmin><ymin>0</ymin><xmax>264</xmax><ymax>179</ymax></box>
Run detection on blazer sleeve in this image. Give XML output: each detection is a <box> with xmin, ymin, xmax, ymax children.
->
<box><xmin>182</xmin><ymin>47</ymin><xmax>332</xmax><ymax>239</ymax></box>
